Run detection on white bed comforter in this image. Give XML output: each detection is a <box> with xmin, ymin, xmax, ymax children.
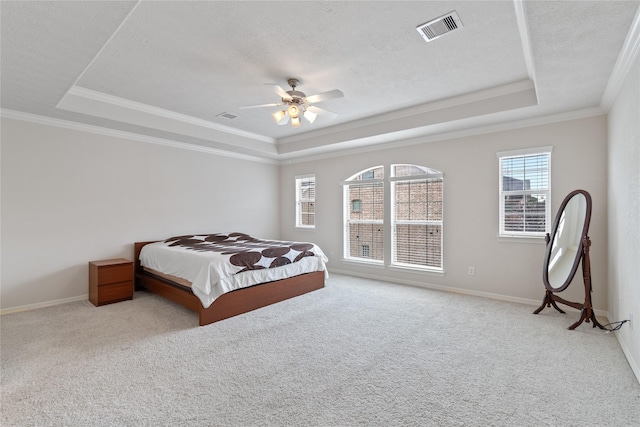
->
<box><xmin>139</xmin><ymin>233</ymin><xmax>328</xmax><ymax>308</ymax></box>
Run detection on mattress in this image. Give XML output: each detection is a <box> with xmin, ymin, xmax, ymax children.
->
<box><xmin>139</xmin><ymin>233</ymin><xmax>328</xmax><ymax>308</ymax></box>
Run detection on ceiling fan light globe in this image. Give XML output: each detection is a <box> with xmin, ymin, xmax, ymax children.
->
<box><xmin>288</xmin><ymin>104</ymin><xmax>300</xmax><ymax>119</ymax></box>
<box><xmin>303</xmin><ymin>109</ymin><xmax>318</xmax><ymax>124</ymax></box>
<box><xmin>272</xmin><ymin>110</ymin><xmax>287</xmax><ymax>124</ymax></box>
<box><xmin>291</xmin><ymin>116</ymin><xmax>301</xmax><ymax>128</ymax></box>
<box><xmin>278</xmin><ymin>113</ymin><xmax>290</xmax><ymax>125</ymax></box>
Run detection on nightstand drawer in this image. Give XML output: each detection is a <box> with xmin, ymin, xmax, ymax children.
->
<box><xmin>97</xmin><ymin>264</ymin><xmax>133</xmax><ymax>285</ymax></box>
<box><xmin>97</xmin><ymin>281</ymin><xmax>133</xmax><ymax>305</ymax></box>
<box><xmin>89</xmin><ymin>258</ymin><xmax>134</xmax><ymax>307</ymax></box>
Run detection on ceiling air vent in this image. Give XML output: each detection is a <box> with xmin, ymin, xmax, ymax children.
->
<box><xmin>216</xmin><ymin>112</ymin><xmax>237</xmax><ymax>119</ymax></box>
<box><xmin>416</xmin><ymin>11</ymin><xmax>463</xmax><ymax>43</ymax></box>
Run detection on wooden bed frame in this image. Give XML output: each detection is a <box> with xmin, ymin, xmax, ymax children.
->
<box><xmin>134</xmin><ymin>241</ymin><xmax>325</xmax><ymax>326</ymax></box>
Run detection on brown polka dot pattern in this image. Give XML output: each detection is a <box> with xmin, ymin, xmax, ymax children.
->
<box><xmin>164</xmin><ymin>233</ymin><xmax>316</xmax><ymax>273</ymax></box>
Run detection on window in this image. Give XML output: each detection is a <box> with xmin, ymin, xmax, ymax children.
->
<box><xmin>361</xmin><ymin>245</ymin><xmax>370</xmax><ymax>258</ymax></box>
<box><xmin>361</xmin><ymin>170</ymin><xmax>375</xmax><ymax>180</ymax></box>
<box><xmin>296</xmin><ymin>175</ymin><xmax>315</xmax><ymax>228</ymax></box>
<box><xmin>342</xmin><ymin>164</ymin><xmax>444</xmax><ymax>271</ymax></box>
<box><xmin>391</xmin><ymin>164</ymin><xmax>443</xmax><ymax>270</ymax></box>
<box><xmin>343</xmin><ymin>166</ymin><xmax>384</xmax><ymax>263</ymax></box>
<box><xmin>498</xmin><ymin>147</ymin><xmax>552</xmax><ymax>237</ymax></box>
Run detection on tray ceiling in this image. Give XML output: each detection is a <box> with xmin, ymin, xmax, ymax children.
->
<box><xmin>2</xmin><ymin>1</ymin><xmax>638</xmax><ymax>161</ymax></box>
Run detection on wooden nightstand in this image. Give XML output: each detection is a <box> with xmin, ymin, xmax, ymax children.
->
<box><xmin>89</xmin><ymin>258</ymin><xmax>134</xmax><ymax>306</ymax></box>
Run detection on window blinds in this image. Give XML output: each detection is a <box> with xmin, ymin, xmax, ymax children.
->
<box><xmin>391</xmin><ymin>177</ymin><xmax>443</xmax><ymax>270</ymax></box>
<box><xmin>499</xmin><ymin>152</ymin><xmax>550</xmax><ymax>235</ymax></box>
<box><xmin>296</xmin><ymin>176</ymin><xmax>315</xmax><ymax>228</ymax></box>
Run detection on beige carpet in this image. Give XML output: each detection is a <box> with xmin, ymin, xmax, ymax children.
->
<box><xmin>2</xmin><ymin>274</ymin><xmax>639</xmax><ymax>426</ymax></box>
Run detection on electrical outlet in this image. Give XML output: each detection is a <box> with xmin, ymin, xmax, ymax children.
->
<box><xmin>468</xmin><ymin>266</ymin><xmax>475</xmax><ymax>276</ymax></box>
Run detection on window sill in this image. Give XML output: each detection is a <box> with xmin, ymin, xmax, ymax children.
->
<box><xmin>294</xmin><ymin>226</ymin><xmax>315</xmax><ymax>231</ymax></box>
<box><xmin>342</xmin><ymin>258</ymin><xmax>385</xmax><ymax>269</ymax></box>
<box><xmin>497</xmin><ymin>235</ymin><xmax>546</xmax><ymax>244</ymax></box>
<box><xmin>341</xmin><ymin>259</ymin><xmax>445</xmax><ymax>276</ymax></box>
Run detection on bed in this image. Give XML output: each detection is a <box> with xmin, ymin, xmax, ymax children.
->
<box><xmin>134</xmin><ymin>233</ymin><xmax>328</xmax><ymax>326</ymax></box>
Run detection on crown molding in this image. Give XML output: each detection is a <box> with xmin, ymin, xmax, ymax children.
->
<box><xmin>513</xmin><ymin>0</ymin><xmax>538</xmax><ymax>98</ymax></box>
<box><xmin>601</xmin><ymin>4</ymin><xmax>640</xmax><ymax>110</ymax></box>
<box><xmin>278</xmin><ymin>79</ymin><xmax>536</xmax><ymax>148</ymax></box>
<box><xmin>56</xmin><ymin>86</ymin><xmax>277</xmax><ymax>156</ymax></box>
<box><xmin>2</xmin><ymin>104</ymin><xmax>605</xmax><ymax>166</ymax></box>
<box><xmin>278</xmin><ymin>106</ymin><xmax>605</xmax><ymax>164</ymax></box>
<box><xmin>60</xmin><ymin>86</ymin><xmax>274</xmax><ymax>144</ymax></box>
<box><xmin>0</xmin><ymin>109</ymin><xmax>279</xmax><ymax>165</ymax></box>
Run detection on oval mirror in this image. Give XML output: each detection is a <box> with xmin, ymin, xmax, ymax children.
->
<box><xmin>543</xmin><ymin>190</ymin><xmax>592</xmax><ymax>292</ymax></box>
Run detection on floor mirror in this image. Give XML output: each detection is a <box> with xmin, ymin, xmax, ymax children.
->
<box><xmin>533</xmin><ymin>189</ymin><xmax>604</xmax><ymax>330</ymax></box>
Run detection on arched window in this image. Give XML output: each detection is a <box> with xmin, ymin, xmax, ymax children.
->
<box><xmin>342</xmin><ymin>166</ymin><xmax>384</xmax><ymax>263</ymax></box>
<box><xmin>342</xmin><ymin>164</ymin><xmax>443</xmax><ymax>271</ymax></box>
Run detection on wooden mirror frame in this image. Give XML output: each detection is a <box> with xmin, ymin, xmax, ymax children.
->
<box><xmin>542</xmin><ymin>189</ymin><xmax>592</xmax><ymax>292</ymax></box>
<box><xmin>534</xmin><ymin>189</ymin><xmax>604</xmax><ymax>330</ymax></box>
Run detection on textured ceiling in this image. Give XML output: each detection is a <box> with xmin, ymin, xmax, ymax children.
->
<box><xmin>2</xmin><ymin>1</ymin><xmax>639</xmax><ymax>161</ymax></box>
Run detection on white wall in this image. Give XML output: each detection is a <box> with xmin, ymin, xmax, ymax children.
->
<box><xmin>1</xmin><ymin>118</ymin><xmax>281</xmax><ymax>311</ymax></box>
<box><xmin>608</xmin><ymin>51</ymin><xmax>640</xmax><ymax>380</ymax></box>
<box><xmin>280</xmin><ymin>116</ymin><xmax>609</xmax><ymax>312</ymax></box>
<box><xmin>1</xmin><ymin>113</ymin><xmax>612</xmax><ymax>319</ymax></box>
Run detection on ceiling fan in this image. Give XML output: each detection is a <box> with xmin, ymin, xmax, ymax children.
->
<box><xmin>239</xmin><ymin>78</ymin><xmax>344</xmax><ymax>128</ymax></box>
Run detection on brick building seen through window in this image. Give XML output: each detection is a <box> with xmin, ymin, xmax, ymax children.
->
<box><xmin>344</xmin><ymin>165</ymin><xmax>443</xmax><ymax>270</ymax></box>
<box><xmin>296</xmin><ymin>176</ymin><xmax>315</xmax><ymax>228</ymax></box>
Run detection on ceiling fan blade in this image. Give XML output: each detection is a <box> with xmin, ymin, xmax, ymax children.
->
<box><xmin>238</xmin><ymin>102</ymin><xmax>282</xmax><ymax>109</ymax></box>
<box><xmin>307</xmin><ymin>105</ymin><xmax>338</xmax><ymax>119</ymax></box>
<box><xmin>305</xmin><ymin>89</ymin><xmax>344</xmax><ymax>104</ymax></box>
<box><xmin>265</xmin><ymin>83</ymin><xmax>292</xmax><ymax>100</ymax></box>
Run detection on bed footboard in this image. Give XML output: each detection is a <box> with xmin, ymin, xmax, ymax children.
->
<box><xmin>133</xmin><ymin>241</ymin><xmax>325</xmax><ymax>325</ymax></box>
<box><xmin>198</xmin><ymin>271</ymin><xmax>324</xmax><ymax>325</ymax></box>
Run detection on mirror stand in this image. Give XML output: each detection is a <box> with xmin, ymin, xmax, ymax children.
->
<box><xmin>568</xmin><ymin>236</ymin><xmax>604</xmax><ymax>330</ymax></box>
<box><xmin>534</xmin><ymin>235</ymin><xmax>605</xmax><ymax>330</ymax></box>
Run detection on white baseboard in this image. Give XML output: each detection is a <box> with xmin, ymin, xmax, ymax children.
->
<box><xmin>616</xmin><ymin>335</ymin><xmax>640</xmax><ymax>384</ymax></box>
<box><xmin>2</xmin><ymin>270</ymin><xmax>612</xmax><ymax>321</ymax></box>
<box><xmin>327</xmin><ymin>268</ymin><xmax>610</xmax><ymax>319</ymax></box>
<box><xmin>0</xmin><ymin>294</ymin><xmax>89</xmax><ymax>315</ymax></box>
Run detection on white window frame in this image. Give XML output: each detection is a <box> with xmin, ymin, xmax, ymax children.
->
<box><xmin>497</xmin><ymin>147</ymin><xmax>552</xmax><ymax>238</ymax></box>
<box><xmin>390</xmin><ymin>166</ymin><xmax>444</xmax><ymax>272</ymax></box>
<box><xmin>341</xmin><ymin>164</ymin><xmax>444</xmax><ymax>272</ymax></box>
<box><xmin>341</xmin><ymin>166</ymin><xmax>384</xmax><ymax>265</ymax></box>
<box><xmin>295</xmin><ymin>174</ymin><xmax>315</xmax><ymax>229</ymax></box>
